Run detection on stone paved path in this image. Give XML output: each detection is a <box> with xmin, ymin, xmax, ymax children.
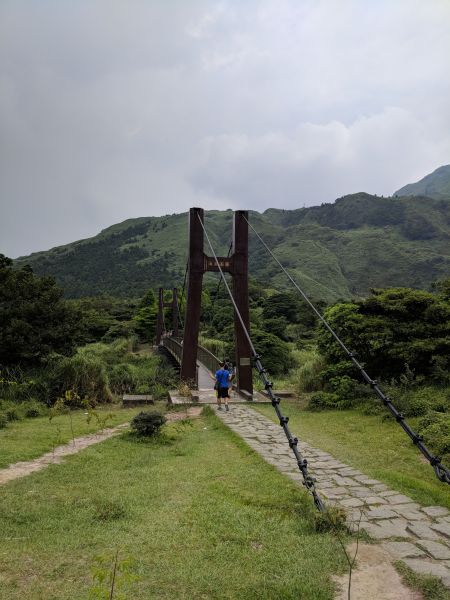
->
<box><xmin>215</xmin><ymin>404</ymin><xmax>450</xmax><ymax>589</ymax></box>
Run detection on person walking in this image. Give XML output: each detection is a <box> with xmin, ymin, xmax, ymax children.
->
<box><xmin>213</xmin><ymin>362</ymin><xmax>231</xmax><ymax>411</ymax></box>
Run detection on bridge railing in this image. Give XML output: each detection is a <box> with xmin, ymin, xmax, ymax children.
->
<box><xmin>197</xmin><ymin>345</ymin><xmax>221</xmax><ymax>375</ymax></box>
<box><xmin>161</xmin><ymin>336</ymin><xmax>183</xmax><ymax>365</ymax></box>
<box><xmin>161</xmin><ymin>335</ymin><xmax>222</xmax><ymax>388</ymax></box>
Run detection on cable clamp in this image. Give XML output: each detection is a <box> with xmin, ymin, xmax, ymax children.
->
<box><xmin>280</xmin><ymin>416</ymin><xmax>289</xmax><ymax>426</ymax></box>
<box><xmin>289</xmin><ymin>437</ymin><xmax>298</xmax><ymax>448</ymax></box>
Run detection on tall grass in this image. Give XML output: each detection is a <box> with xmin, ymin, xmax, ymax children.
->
<box><xmin>198</xmin><ymin>336</ymin><xmax>228</xmax><ymax>360</ymax></box>
<box><xmin>292</xmin><ymin>348</ymin><xmax>325</xmax><ymax>394</ymax></box>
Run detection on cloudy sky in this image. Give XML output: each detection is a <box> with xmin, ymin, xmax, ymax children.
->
<box><xmin>1</xmin><ymin>0</ymin><xmax>450</xmax><ymax>257</ymax></box>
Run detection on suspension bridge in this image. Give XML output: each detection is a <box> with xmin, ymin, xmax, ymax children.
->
<box><xmin>154</xmin><ymin>208</ymin><xmax>449</xmax><ymax>508</ymax></box>
<box><xmin>149</xmin><ymin>207</ymin><xmax>450</xmax><ymax>588</ymax></box>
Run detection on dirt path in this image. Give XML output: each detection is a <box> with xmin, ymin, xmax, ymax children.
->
<box><xmin>0</xmin><ymin>407</ymin><xmax>202</xmax><ymax>486</ymax></box>
<box><xmin>334</xmin><ymin>543</ymin><xmax>422</xmax><ymax>599</ymax></box>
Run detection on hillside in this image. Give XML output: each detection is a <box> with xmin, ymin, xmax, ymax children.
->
<box><xmin>14</xmin><ymin>193</ymin><xmax>450</xmax><ymax>301</ymax></box>
<box><xmin>394</xmin><ymin>165</ymin><xmax>450</xmax><ymax>200</ymax></box>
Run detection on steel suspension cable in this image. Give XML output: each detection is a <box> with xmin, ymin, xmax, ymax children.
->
<box><xmin>177</xmin><ymin>261</ymin><xmax>189</xmax><ymax>331</ymax></box>
<box><xmin>198</xmin><ymin>214</ymin><xmax>325</xmax><ymax>510</ymax></box>
<box><xmin>208</xmin><ymin>240</ymin><xmax>233</xmax><ymax>331</ymax></box>
<box><xmin>244</xmin><ymin>216</ymin><xmax>450</xmax><ymax>485</ymax></box>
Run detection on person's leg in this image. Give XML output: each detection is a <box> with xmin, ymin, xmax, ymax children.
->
<box><xmin>217</xmin><ymin>388</ymin><xmax>222</xmax><ymax>409</ymax></box>
<box><xmin>224</xmin><ymin>388</ymin><xmax>230</xmax><ymax>411</ymax></box>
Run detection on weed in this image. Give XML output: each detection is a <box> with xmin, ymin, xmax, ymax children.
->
<box><xmin>89</xmin><ymin>549</ymin><xmax>139</xmax><ymax>600</ymax></box>
<box><xmin>92</xmin><ymin>499</ymin><xmax>126</xmax><ymax>522</ymax></box>
<box><xmin>177</xmin><ymin>380</ymin><xmax>192</xmax><ymax>398</ymax></box>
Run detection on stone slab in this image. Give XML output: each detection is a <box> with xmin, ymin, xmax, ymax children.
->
<box><xmin>417</xmin><ymin>539</ymin><xmax>450</xmax><ymax>560</ymax></box>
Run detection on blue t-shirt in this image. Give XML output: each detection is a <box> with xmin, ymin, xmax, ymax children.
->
<box><xmin>215</xmin><ymin>369</ymin><xmax>230</xmax><ymax>388</ymax></box>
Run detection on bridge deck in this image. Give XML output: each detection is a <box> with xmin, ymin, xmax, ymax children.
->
<box><xmin>197</xmin><ymin>362</ymin><xmax>213</xmax><ymax>390</ymax></box>
<box><xmin>169</xmin><ymin>360</ymin><xmax>270</xmax><ymax>404</ymax></box>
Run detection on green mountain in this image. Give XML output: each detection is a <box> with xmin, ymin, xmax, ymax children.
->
<box><xmin>394</xmin><ymin>165</ymin><xmax>450</xmax><ymax>200</ymax></box>
<box><xmin>14</xmin><ymin>193</ymin><xmax>450</xmax><ymax>301</ymax></box>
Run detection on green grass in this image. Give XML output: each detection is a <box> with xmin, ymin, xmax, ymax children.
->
<box><xmin>252</xmin><ymin>404</ymin><xmax>450</xmax><ymax>510</ymax></box>
<box><xmin>0</xmin><ymin>404</ymin><xmax>148</xmax><ymax>469</ymax></box>
<box><xmin>0</xmin><ymin>410</ymin><xmax>348</xmax><ymax>599</ymax></box>
<box><xmin>396</xmin><ymin>562</ymin><xmax>450</xmax><ymax>600</ymax></box>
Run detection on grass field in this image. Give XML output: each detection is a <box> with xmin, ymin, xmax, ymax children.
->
<box><xmin>0</xmin><ymin>404</ymin><xmax>146</xmax><ymax>469</ymax></box>
<box><xmin>0</xmin><ymin>409</ymin><xmax>348</xmax><ymax>599</ymax></box>
<box><xmin>253</xmin><ymin>403</ymin><xmax>450</xmax><ymax>510</ymax></box>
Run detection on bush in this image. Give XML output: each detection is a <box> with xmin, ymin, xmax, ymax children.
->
<box><xmin>5</xmin><ymin>407</ymin><xmax>21</xmax><ymax>422</ymax></box>
<box><xmin>130</xmin><ymin>411</ymin><xmax>166</xmax><ymax>437</ymax></box>
<box><xmin>25</xmin><ymin>402</ymin><xmax>44</xmax><ymax>418</ymax></box>
<box><xmin>109</xmin><ymin>363</ymin><xmax>135</xmax><ymax>394</ymax></box>
<box><xmin>308</xmin><ymin>392</ymin><xmax>341</xmax><ymax>411</ymax></box>
<box><xmin>294</xmin><ymin>349</ymin><xmax>325</xmax><ymax>393</ymax></box>
<box><xmin>389</xmin><ymin>386</ymin><xmax>450</xmax><ymax>418</ymax></box>
<box><xmin>418</xmin><ymin>412</ymin><xmax>450</xmax><ymax>464</ymax></box>
<box><xmin>50</xmin><ymin>354</ymin><xmax>112</xmax><ymax>405</ymax></box>
<box><xmin>0</xmin><ymin>413</ymin><xmax>8</xmax><ymax>429</ymax></box>
<box><xmin>251</xmin><ymin>329</ymin><xmax>292</xmax><ymax>377</ymax></box>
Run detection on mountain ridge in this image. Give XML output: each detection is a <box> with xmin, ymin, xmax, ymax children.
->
<box><xmin>394</xmin><ymin>164</ymin><xmax>450</xmax><ymax>200</ymax></box>
<box><xmin>14</xmin><ymin>192</ymin><xmax>450</xmax><ymax>301</ymax></box>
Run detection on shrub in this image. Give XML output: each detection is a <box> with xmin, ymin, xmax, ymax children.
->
<box><xmin>130</xmin><ymin>411</ymin><xmax>166</xmax><ymax>437</ymax></box>
<box><xmin>308</xmin><ymin>392</ymin><xmax>341</xmax><ymax>411</ymax></box>
<box><xmin>0</xmin><ymin>413</ymin><xmax>8</xmax><ymax>429</ymax></box>
<box><xmin>50</xmin><ymin>354</ymin><xmax>112</xmax><ymax>405</ymax></box>
<box><xmin>109</xmin><ymin>363</ymin><xmax>135</xmax><ymax>394</ymax></box>
<box><xmin>25</xmin><ymin>402</ymin><xmax>44</xmax><ymax>418</ymax></box>
<box><xmin>5</xmin><ymin>407</ymin><xmax>21</xmax><ymax>422</ymax></box>
<box><xmin>314</xmin><ymin>506</ymin><xmax>347</xmax><ymax>533</ymax></box>
<box><xmin>294</xmin><ymin>349</ymin><xmax>325</xmax><ymax>393</ymax></box>
<box><xmin>418</xmin><ymin>412</ymin><xmax>450</xmax><ymax>464</ymax></box>
<box><xmin>389</xmin><ymin>386</ymin><xmax>450</xmax><ymax>418</ymax></box>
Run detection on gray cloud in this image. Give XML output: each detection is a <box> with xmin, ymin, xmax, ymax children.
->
<box><xmin>1</xmin><ymin>0</ymin><xmax>449</xmax><ymax>257</ymax></box>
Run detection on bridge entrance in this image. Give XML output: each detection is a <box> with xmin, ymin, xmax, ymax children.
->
<box><xmin>180</xmin><ymin>208</ymin><xmax>253</xmax><ymax>396</ymax></box>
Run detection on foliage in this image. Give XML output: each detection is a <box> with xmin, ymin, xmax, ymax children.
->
<box><xmin>68</xmin><ymin>296</ymin><xmax>138</xmax><ymax>344</ymax></box>
<box><xmin>133</xmin><ymin>289</ymin><xmax>157</xmax><ymax>343</ymax></box>
<box><xmin>317</xmin><ymin>287</ymin><xmax>450</xmax><ymax>381</ymax></box>
<box><xmin>293</xmin><ymin>348</ymin><xmax>325</xmax><ymax>393</ymax></box>
<box><xmin>418</xmin><ymin>412</ymin><xmax>450</xmax><ymax>465</ymax></box>
<box><xmin>14</xmin><ymin>194</ymin><xmax>450</xmax><ymax>301</ymax></box>
<box><xmin>308</xmin><ymin>392</ymin><xmax>343</xmax><ymax>411</ymax></box>
<box><xmin>130</xmin><ymin>411</ymin><xmax>166</xmax><ymax>437</ymax></box>
<box><xmin>50</xmin><ymin>355</ymin><xmax>112</xmax><ymax>406</ymax></box>
<box><xmin>0</xmin><ymin>255</ymin><xmax>83</xmax><ymax>366</ymax></box>
<box><xmin>314</xmin><ymin>506</ymin><xmax>348</xmax><ymax>533</ymax></box>
<box><xmin>89</xmin><ymin>550</ymin><xmax>138</xmax><ymax>600</ymax></box>
<box><xmin>251</xmin><ymin>329</ymin><xmax>292</xmax><ymax>377</ymax></box>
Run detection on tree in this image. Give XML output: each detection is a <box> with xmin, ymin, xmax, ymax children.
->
<box><xmin>317</xmin><ymin>287</ymin><xmax>450</xmax><ymax>381</ymax></box>
<box><xmin>133</xmin><ymin>289</ymin><xmax>157</xmax><ymax>342</ymax></box>
<box><xmin>0</xmin><ymin>254</ymin><xmax>83</xmax><ymax>366</ymax></box>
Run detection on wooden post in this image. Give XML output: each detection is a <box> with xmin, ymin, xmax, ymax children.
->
<box><xmin>155</xmin><ymin>287</ymin><xmax>164</xmax><ymax>345</ymax></box>
<box><xmin>180</xmin><ymin>208</ymin><xmax>204</xmax><ymax>384</ymax></box>
<box><xmin>172</xmin><ymin>287</ymin><xmax>179</xmax><ymax>337</ymax></box>
<box><xmin>232</xmin><ymin>211</ymin><xmax>253</xmax><ymax>395</ymax></box>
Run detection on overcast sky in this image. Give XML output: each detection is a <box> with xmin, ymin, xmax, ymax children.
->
<box><xmin>1</xmin><ymin>0</ymin><xmax>450</xmax><ymax>257</ymax></box>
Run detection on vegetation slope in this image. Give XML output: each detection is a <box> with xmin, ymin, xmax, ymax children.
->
<box><xmin>14</xmin><ymin>193</ymin><xmax>450</xmax><ymax>301</ymax></box>
<box><xmin>395</xmin><ymin>164</ymin><xmax>450</xmax><ymax>200</ymax></box>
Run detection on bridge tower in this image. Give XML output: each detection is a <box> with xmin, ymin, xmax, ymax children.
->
<box><xmin>180</xmin><ymin>208</ymin><xmax>253</xmax><ymax>395</ymax></box>
<box><xmin>155</xmin><ymin>287</ymin><xmax>179</xmax><ymax>344</ymax></box>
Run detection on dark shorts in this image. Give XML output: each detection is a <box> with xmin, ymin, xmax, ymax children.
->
<box><xmin>218</xmin><ymin>386</ymin><xmax>229</xmax><ymax>399</ymax></box>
